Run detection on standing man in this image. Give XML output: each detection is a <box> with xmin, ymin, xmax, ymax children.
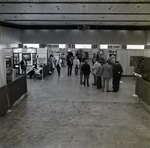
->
<box><xmin>81</xmin><ymin>60</ymin><xmax>91</xmax><ymax>86</ymax></box>
<box><xmin>91</xmin><ymin>60</ymin><xmax>100</xmax><ymax>85</ymax></box>
<box><xmin>79</xmin><ymin>59</ymin><xmax>85</xmax><ymax>84</ymax></box>
<box><xmin>112</xmin><ymin>61</ymin><xmax>123</xmax><ymax>92</ymax></box>
<box><xmin>96</xmin><ymin>62</ymin><xmax>102</xmax><ymax>89</ymax></box>
<box><xmin>73</xmin><ymin>56</ymin><xmax>80</xmax><ymax>75</ymax></box>
<box><xmin>20</xmin><ymin>58</ymin><xmax>27</xmax><ymax>75</ymax></box>
<box><xmin>56</xmin><ymin>56</ymin><xmax>62</xmax><ymax>76</ymax></box>
<box><xmin>67</xmin><ymin>52</ymin><xmax>73</xmax><ymax>76</ymax></box>
<box><xmin>101</xmin><ymin>60</ymin><xmax>112</xmax><ymax>92</ymax></box>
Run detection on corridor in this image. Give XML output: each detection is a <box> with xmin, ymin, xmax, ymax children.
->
<box><xmin>0</xmin><ymin>67</ymin><xmax>150</xmax><ymax>148</ymax></box>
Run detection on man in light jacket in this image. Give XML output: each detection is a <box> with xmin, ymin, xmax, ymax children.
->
<box><xmin>96</xmin><ymin>62</ymin><xmax>102</xmax><ymax>89</ymax></box>
<box><xmin>101</xmin><ymin>60</ymin><xmax>112</xmax><ymax>92</ymax></box>
<box><xmin>91</xmin><ymin>60</ymin><xmax>100</xmax><ymax>85</ymax></box>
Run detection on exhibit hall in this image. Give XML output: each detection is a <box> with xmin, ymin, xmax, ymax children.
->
<box><xmin>1</xmin><ymin>1</ymin><xmax>150</xmax><ymax>147</ymax></box>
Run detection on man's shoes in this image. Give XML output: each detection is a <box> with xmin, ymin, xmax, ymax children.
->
<box><xmin>87</xmin><ymin>85</ymin><xmax>89</xmax><ymax>87</ymax></box>
<box><xmin>111</xmin><ymin>90</ymin><xmax>118</xmax><ymax>92</ymax></box>
<box><xmin>92</xmin><ymin>83</ymin><xmax>96</xmax><ymax>85</ymax></box>
<box><xmin>106</xmin><ymin>90</ymin><xmax>110</xmax><ymax>92</ymax></box>
<box><xmin>102</xmin><ymin>90</ymin><xmax>104</xmax><ymax>92</ymax></box>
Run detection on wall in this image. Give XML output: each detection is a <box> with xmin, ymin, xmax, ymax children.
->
<box><xmin>0</xmin><ymin>26</ymin><xmax>22</xmax><ymax>44</ymax></box>
<box><xmin>146</xmin><ymin>30</ymin><xmax>150</xmax><ymax>45</ymax></box>
<box><xmin>22</xmin><ymin>30</ymin><xmax>147</xmax><ymax>45</ymax></box>
<box><xmin>0</xmin><ymin>49</ymin><xmax>6</xmax><ymax>87</ymax></box>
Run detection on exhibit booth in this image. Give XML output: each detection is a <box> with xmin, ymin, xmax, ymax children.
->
<box><xmin>13</xmin><ymin>47</ymin><xmax>37</xmax><ymax>74</ymax></box>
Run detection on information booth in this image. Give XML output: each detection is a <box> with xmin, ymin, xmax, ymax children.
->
<box><xmin>13</xmin><ymin>48</ymin><xmax>37</xmax><ymax>75</ymax></box>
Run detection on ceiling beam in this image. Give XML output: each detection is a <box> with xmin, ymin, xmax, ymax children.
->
<box><xmin>0</xmin><ymin>1</ymin><xmax>150</xmax><ymax>4</ymax></box>
<box><xmin>1</xmin><ymin>13</ymin><xmax>150</xmax><ymax>15</ymax></box>
<box><xmin>1</xmin><ymin>21</ymin><xmax>150</xmax><ymax>30</ymax></box>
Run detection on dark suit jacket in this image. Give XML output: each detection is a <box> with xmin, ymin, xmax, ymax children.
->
<box><xmin>20</xmin><ymin>60</ymin><xmax>27</xmax><ymax>69</ymax></box>
<box><xmin>81</xmin><ymin>63</ymin><xmax>91</xmax><ymax>75</ymax></box>
<box><xmin>113</xmin><ymin>63</ymin><xmax>123</xmax><ymax>77</ymax></box>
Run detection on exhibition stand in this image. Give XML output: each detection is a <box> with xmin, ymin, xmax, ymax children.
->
<box><xmin>13</xmin><ymin>48</ymin><xmax>37</xmax><ymax>75</ymax></box>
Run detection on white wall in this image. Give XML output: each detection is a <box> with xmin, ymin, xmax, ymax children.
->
<box><xmin>0</xmin><ymin>49</ymin><xmax>6</xmax><ymax>87</ymax></box>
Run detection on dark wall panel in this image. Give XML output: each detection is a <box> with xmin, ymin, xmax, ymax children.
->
<box><xmin>22</xmin><ymin>29</ymin><xmax>147</xmax><ymax>45</ymax></box>
<box><xmin>0</xmin><ymin>86</ymin><xmax>9</xmax><ymax>117</ymax></box>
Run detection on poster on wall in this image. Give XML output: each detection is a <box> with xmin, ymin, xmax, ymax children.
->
<box><xmin>22</xmin><ymin>53</ymin><xmax>31</xmax><ymax>61</ymax></box>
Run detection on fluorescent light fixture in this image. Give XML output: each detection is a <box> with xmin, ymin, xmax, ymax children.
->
<box><xmin>59</xmin><ymin>44</ymin><xmax>66</xmax><ymax>48</ymax></box>
<box><xmin>127</xmin><ymin>45</ymin><xmax>144</xmax><ymax>49</ymax></box>
<box><xmin>100</xmin><ymin>45</ymin><xmax>108</xmax><ymax>49</ymax></box>
<box><xmin>75</xmin><ymin>44</ymin><xmax>91</xmax><ymax>49</ymax></box>
<box><xmin>23</xmin><ymin>44</ymin><xmax>39</xmax><ymax>48</ymax></box>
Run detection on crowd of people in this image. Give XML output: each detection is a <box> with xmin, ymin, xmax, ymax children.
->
<box><xmin>55</xmin><ymin>51</ymin><xmax>123</xmax><ymax>92</ymax></box>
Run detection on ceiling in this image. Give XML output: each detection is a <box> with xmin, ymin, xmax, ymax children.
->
<box><xmin>0</xmin><ymin>0</ymin><xmax>150</xmax><ymax>29</ymax></box>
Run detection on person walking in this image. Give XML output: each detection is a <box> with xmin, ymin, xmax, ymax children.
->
<box><xmin>96</xmin><ymin>62</ymin><xmax>102</xmax><ymax>89</ymax></box>
<box><xmin>81</xmin><ymin>60</ymin><xmax>91</xmax><ymax>86</ymax></box>
<box><xmin>56</xmin><ymin>56</ymin><xmax>62</xmax><ymax>76</ymax></box>
<box><xmin>20</xmin><ymin>58</ymin><xmax>27</xmax><ymax>75</ymax></box>
<box><xmin>112</xmin><ymin>60</ymin><xmax>123</xmax><ymax>92</ymax></box>
<box><xmin>101</xmin><ymin>60</ymin><xmax>112</xmax><ymax>92</ymax></box>
<box><xmin>67</xmin><ymin>53</ymin><xmax>73</xmax><ymax>76</ymax></box>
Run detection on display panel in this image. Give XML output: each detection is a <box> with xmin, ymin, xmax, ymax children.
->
<box><xmin>130</xmin><ymin>56</ymin><xmax>139</xmax><ymax>66</ymax></box>
<box><xmin>22</xmin><ymin>53</ymin><xmax>31</xmax><ymax>61</ymax></box>
<box><xmin>143</xmin><ymin>58</ymin><xmax>150</xmax><ymax>70</ymax></box>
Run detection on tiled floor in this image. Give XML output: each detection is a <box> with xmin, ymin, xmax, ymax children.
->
<box><xmin>0</xmin><ymin>67</ymin><xmax>150</xmax><ymax>148</ymax></box>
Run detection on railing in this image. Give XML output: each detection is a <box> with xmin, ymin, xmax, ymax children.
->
<box><xmin>42</xmin><ymin>64</ymin><xmax>50</xmax><ymax>79</ymax></box>
<box><xmin>0</xmin><ymin>75</ymin><xmax>27</xmax><ymax>117</ymax></box>
<box><xmin>135</xmin><ymin>76</ymin><xmax>150</xmax><ymax>106</ymax></box>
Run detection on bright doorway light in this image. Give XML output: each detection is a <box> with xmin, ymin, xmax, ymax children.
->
<box><xmin>75</xmin><ymin>44</ymin><xmax>91</xmax><ymax>49</ymax></box>
<box><xmin>127</xmin><ymin>45</ymin><xmax>144</xmax><ymax>49</ymax></box>
<box><xmin>59</xmin><ymin>44</ymin><xmax>66</xmax><ymax>48</ymax></box>
<box><xmin>100</xmin><ymin>45</ymin><xmax>108</xmax><ymax>49</ymax></box>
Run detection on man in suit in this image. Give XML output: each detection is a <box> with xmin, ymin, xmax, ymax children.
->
<box><xmin>20</xmin><ymin>58</ymin><xmax>27</xmax><ymax>75</ymax></box>
<box><xmin>67</xmin><ymin>52</ymin><xmax>73</xmax><ymax>76</ymax></box>
<box><xmin>112</xmin><ymin>61</ymin><xmax>123</xmax><ymax>92</ymax></box>
<box><xmin>101</xmin><ymin>60</ymin><xmax>112</xmax><ymax>92</ymax></box>
<box><xmin>81</xmin><ymin>60</ymin><xmax>91</xmax><ymax>86</ymax></box>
